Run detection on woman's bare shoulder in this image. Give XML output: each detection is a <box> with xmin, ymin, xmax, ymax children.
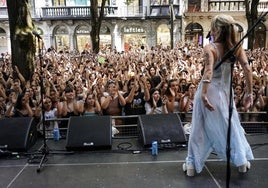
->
<box><xmin>203</xmin><ymin>43</ymin><xmax>217</xmax><ymax>54</ymax></box>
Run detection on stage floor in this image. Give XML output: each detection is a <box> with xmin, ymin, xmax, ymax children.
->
<box><xmin>0</xmin><ymin>133</ymin><xmax>267</xmax><ymax>188</ymax></box>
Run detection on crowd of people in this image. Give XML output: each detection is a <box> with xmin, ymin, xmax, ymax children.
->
<box><xmin>0</xmin><ymin>41</ymin><xmax>267</xmax><ymax>128</ymax></box>
<box><xmin>0</xmin><ymin>13</ymin><xmax>266</xmax><ymax>179</ymax></box>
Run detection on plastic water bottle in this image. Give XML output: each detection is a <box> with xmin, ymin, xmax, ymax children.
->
<box><xmin>151</xmin><ymin>141</ymin><xmax>158</xmax><ymax>156</ymax></box>
<box><xmin>53</xmin><ymin>128</ymin><xmax>60</xmax><ymax>141</ymax></box>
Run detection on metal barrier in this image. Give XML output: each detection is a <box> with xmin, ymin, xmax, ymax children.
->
<box><xmin>39</xmin><ymin>118</ymin><xmax>69</xmax><ymax>139</ymax></box>
<box><xmin>40</xmin><ymin>112</ymin><xmax>268</xmax><ymax>140</ymax></box>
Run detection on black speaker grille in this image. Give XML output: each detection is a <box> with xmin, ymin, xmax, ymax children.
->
<box><xmin>66</xmin><ymin>116</ymin><xmax>112</xmax><ymax>150</ymax></box>
<box><xmin>138</xmin><ymin>114</ymin><xmax>186</xmax><ymax>147</ymax></box>
<box><xmin>0</xmin><ymin>117</ymin><xmax>37</xmax><ymax>151</ymax></box>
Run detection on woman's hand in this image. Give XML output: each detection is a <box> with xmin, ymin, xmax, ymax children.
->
<box><xmin>201</xmin><ymin>94</ymin><xmax>215</xmax><ymax>111</ymax></box>
<box><xmin>162</xmin><ymin>95</ymin><xmax>167</xmax><ymax>105</ymax></box>
<box><xmin>243</xmin><ymin>94</ymin><xmax>253</xmax><ymax>111</ymax></box>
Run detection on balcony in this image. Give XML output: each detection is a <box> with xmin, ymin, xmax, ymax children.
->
<box><xmin>0</xmin><ymin>4</ymin><xmax>181</xmax><ymax>21</ymax></box>
<box><xmin>0</xmin><ymin>7</ymin><xmax>8</xmax><ymax>19</ymax></box>
<box><xmin>208</xmin><ymin>0</ymin><xmax>245</xmax><ymax>12</ymax></box>
<box><xmin>38</xmin><ymin>6</ymin><xmax>118</xmax><ymax>20</ymax></box>
<box><xmin>37</xmin><ymin>5</ymin><xmax>180</xmax><ymax>20</ymax></box>
<box><xmin>208</xmin><ymin>0</ymin><xmax>268</xmax><ymax>12</ymax></box>
<box><xmin>259</xmin><ymin>0</ymin><xmax>268</xmax><ymax>12</ymax></box>
<box><xmin>35</xmin><ymin>6</ymin><xmax>150</xmax><ymax>20</ymax></box>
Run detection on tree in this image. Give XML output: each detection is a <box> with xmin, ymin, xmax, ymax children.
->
<box><xmin>90</xmin><ymin>0</ymin><xmax>106</xmax><ymax>54</ymax></box>
<box><xmin>6</xmin><ymin>0</ymin><xmax>35</xmax><ymax>81</ymax></box>
<box><xmin>245</xmin><ymin>0</ymin><xmax>259</xmax><ymax>50</ymax></box>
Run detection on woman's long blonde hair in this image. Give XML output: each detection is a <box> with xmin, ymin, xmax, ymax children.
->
<box><xmin>211</xmin><ymin>14</ymin><xmax>241</xmax><ymax>54</ymax></box>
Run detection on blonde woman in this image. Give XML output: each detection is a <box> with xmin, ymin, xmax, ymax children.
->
<box><xmin>183</xmin><ymin>14</ymin><xmax>254</xmax><ymax>176</ymax></box>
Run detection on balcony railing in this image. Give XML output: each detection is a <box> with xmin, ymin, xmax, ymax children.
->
<box><xmin>1</xmin><ymin>2</ymin><xmax>267</xmax><ymax>20</ymax></box>
<box><xmin>37</xmin><ymin>5</ymin><xmax>180</xmax><ymax>20</ymax></box>
<box><xmin>0</xmin><ymin>7</ymin><xmax>8</xmax><ymax>18</ymax></box>
<box><xmin>40</xmin><ymin>6</ymin><xmax>118</xmax><ymax>19</ymax></box>
<box><xmin>259</xmin><ymin>1</ymin><xmax>268</xmax><ymax>12</ymax></box>
<box><xmin>208</xmin><ymin>0</ymin><xmax>268</xmax><ymax>12</ymax></box>
<box><xmin>37</xmin><ymin>6</ymin><xmax>150</xmax><ymax>19</ymax></box>
<box><xmin>208</xmin><ymin>0</ymin><xmax>245</xmax><ymax>11</ymax></box>
<box><xmin>0</xmin><ymin>4</ymin><xmax>192</xmax><ymax>20</ymax></box>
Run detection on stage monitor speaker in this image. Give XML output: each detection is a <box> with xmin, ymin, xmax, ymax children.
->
<box><xmin>138</xmin><ymin>113</ymin><xmax>186</xmax><ymax>147</ymax></box>
<box><xmin>0</xmin><ymin>117</ymin><xmax>38</xmax><ymax>151</ymax></box>
<box><xmin>66</xmin><ymin>116</ymin><xmax>112</xmax><ymax>151</ymax></box>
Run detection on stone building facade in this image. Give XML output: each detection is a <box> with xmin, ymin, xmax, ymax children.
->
<box><xmin>0</xmin><ymin>0</ymin><xmax>267</xmax><ymax>53</ymax></box>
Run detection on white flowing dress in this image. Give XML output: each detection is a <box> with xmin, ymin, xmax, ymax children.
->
<box><xmin>185</xmin><ymin>43</ymin><xmax>254</xmax><ymax>173</ymax></box>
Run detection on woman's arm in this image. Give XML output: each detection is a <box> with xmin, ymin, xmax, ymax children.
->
<box><xmin>117</xmin><ymin>90</ymin><xmax>126</xmax><ymax>106</ymax></box>
<box><xmin>237</xmin><ymin>49</ymin><xmax>253</xmax><ymax>110</ymax></box>
<box><xmin>179</xmin><ymin>96</ymin><xmax>188</xmax><ymax>112</ymax></box>
<box><xmin>141</xmin><ymin>77</ymin><xmax>150</xmax><ymax>101</ymax></box>
<box><xmin>125</xmin><ymin>80</ymin><xmax>137</xmax><ymax>103</ymax></box>
<box><xmin>100</xmin><ymin>95</ymin><xmax>112</xmax><ymax>110</ymax></box>
<box><xmin>74</xmin><ymin>100</ymin><xmax>83</xmax><ymax>115</ymax></box>
<box><xmin>201</xmin><ymin>44</ymin><xmax>215</xmax><ymax>111</ymax></box>
<box><xmin>94</xmin><ymin>93</ymin><xmax>101</xmax><ymax>113</ymax></box>
<box><xmin>25</xmin><ymin>102</ymin><xmax>34</xmax><ymax>117</ymax></box>
<box><xmin>59</xmin><ymin>101</ymin><xmax>67</xmax><ymax>117</ymax></box>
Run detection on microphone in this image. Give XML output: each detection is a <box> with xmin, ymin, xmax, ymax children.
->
<box><xmin>32</xmin><ymin>30</ymin><xmax>42</xmax><ymax>39</ymax></box>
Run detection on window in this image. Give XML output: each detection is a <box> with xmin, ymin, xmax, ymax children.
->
<box><xmin>151</xmin><ymin>0</ymin><xmax>171</xmax><ymax>5</ymax></box>
<box><xmin>53</xmin><ymin>0</ymin><xmax>66</xmax><ymax>6</ymax></box>
<box><xmin>188</xmin><ymin>0</ymin><xmax>201</xmax><ymax>12</ymax></box>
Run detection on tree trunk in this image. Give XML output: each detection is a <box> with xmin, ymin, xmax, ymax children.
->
<box><xmin>245</xmin><ymin>0</ymin><xmax>259</xmax><ymax>50</ymax></box>
<box><xmin>6</xmin><ymin>0</ymin><xmax>35</xmax><ymax>81</ymax></box>
<box><xmin>90</xmin><ymin>0</ymin><xmax>106</xmax><ymax>54</ymax></box>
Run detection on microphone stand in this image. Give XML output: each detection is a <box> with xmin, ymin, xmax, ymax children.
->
<box><xmin>214</xmin><ymin>12</ymin><xmax>268</xmax><ymax>188</ymax></box>
<box><xmin>32</xmin><ymin>34</ymin><xmax>73</xmax><ymax>173</ymax></box>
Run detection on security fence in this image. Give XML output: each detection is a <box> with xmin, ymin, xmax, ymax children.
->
<box><xmin>42</xmin><ymin>112</ymin><xmax>268</xmax><ymax>140</ymax></box>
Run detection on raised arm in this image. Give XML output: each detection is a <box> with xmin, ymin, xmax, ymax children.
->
<box><xmin>237</xmin><ymin>48</ymin><xmax>253</xmax><ymax>110</ymax></box>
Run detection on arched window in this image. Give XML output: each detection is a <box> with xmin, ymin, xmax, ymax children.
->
<box><xmin>185</xmin><ymin>22</ymin><xmax>203</xmax><ymax>46</ymax></box>
<box><xmin>100</xmin><ymin>25</ymin><xmax>111</xmax><ymax>50</ymax></box>
<box><xmin>75</xmin><ymin>25</ymin><xmax>91</xmax><ymax>52</ymax></box>
<box><xmin>254</xmin><ymin>22</ymin><xmax>266</xmax><ymax>49</ymax></box>
<box><xmin>54</xmin><ymin>25</ymin><xmax>69</xmax><ymax>52</ymax></box>
<box><xmin>157</xmin><ymin>24</ymin><xmax>170</xmax><ymax>47</ymax></box>
<box><xmin>0</xmin><ymin>27</ymin><xmax>7</xmax><ymax>52</ymax></box>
